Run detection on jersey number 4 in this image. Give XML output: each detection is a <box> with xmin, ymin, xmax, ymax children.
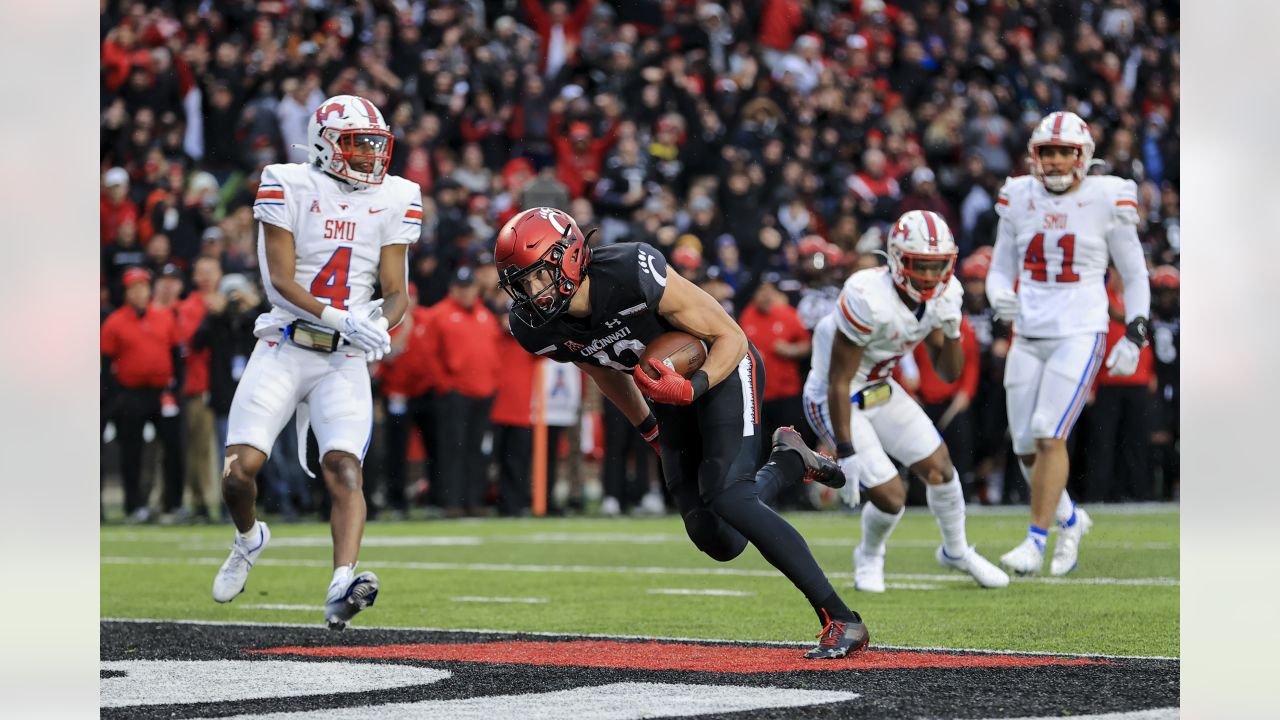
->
<box><xmin>311</xmin><ymin>247</ymin><xmax>352</xmax><ymax>310</ymax></box>
<box><xmin>1023</xmin><ymin>233</ymin><xmax>1080</xmax><ymax>283</ymax></box>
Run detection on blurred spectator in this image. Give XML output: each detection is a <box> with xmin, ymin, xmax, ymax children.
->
<box><xmin>101</xmin><ymin>167</ymin><xmax>138</xmax><ymax>246</ymax></box>
<box><xmin>1149</xmin><ymin>265</ymin><xmax>1180</xmax><ymax>499</ymax></box>
<box><xmin>425</xmin><ymin>267</ymin><xmax>501</xmax><ymax>517</ymax></box>
<box><xmin>101</xmin><ymin>267</ymin><xmax>183</xmax><ymax>523</ymax></box>
<box><xmin>1086</xmin><ymin>272</ymin><xmax>1156</xmax><ymax>503</ymax></box>
<box><xmin>377</xmin><ymin>284</ymin><xmax>440</xmax><ymax>519</ymax></box>
<box><xmin>520</xmin><ymin>0</ymin><xmax>598</xmax><ymax>78</ymax></box>
<box><xmin>177</xmin><ymin>257</ymin><xmax>222</xmax><ymax>523</ymax></box>
<box><xmin>489</xmin><ymin>304</ymin><xmax>538</xmax><ymax>517</ymax></box>
<box><xmin>897</xmin><ymin>167</ymin><xmax>958</xmax><ymax>242</ymax></box>
<box><xmin>191</xmin><ymin>273</ymin><xmax>266</xmax><ymax>473</ymax></box>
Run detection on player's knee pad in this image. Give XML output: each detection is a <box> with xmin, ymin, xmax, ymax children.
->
<box><xmin>681</xmin><ymin>507</ymin><xmax>746</xmax><ymax>563</ymax></box>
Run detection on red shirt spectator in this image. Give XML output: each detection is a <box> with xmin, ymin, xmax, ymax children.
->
<box><xmin>379</xmin><ymin>303</ymin><xmax>438</xmax><ymax>399</ymax></box>
<box><xmin>911</xmin><ymin>317</ymin><xmax>980</xmax><ymax>405</ymax></box>
<box><xmin>101</xmin><ymin>268</ymin><xmax>180</xmax><ymax>389</ymax></box>
<box><xmin>520</xmin><ymin>0</ymin><xmax>597</xmax><ymax>75</ymax></box>
<box><xmin>548</xmin><ymin>110</ymin><xmax>619</xmax><ymax>200</ymax></box>
<box><xmin>758</xmin><ymin>0</ymin><xmax>806</xmax><ymax>53</ymax></box>
<box><xmin>425</xmin><ymin>281</ymin><xmax>501</xmax><ymax>399</ymax></box>
<box><xmin>740</xmin><ymin>283</ymin><xmax>810</xmax><ymax>401</ymax></box>
<box><xmin>490</xmin><ymin>330</ymin><xmax>538</xmax><ymax>428</ymax></box>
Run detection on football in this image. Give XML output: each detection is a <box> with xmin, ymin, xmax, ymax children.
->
<box><xmin>638</xmin><ymin>331</ymin><xmax>708</xmax><ymax>380</ymax></box>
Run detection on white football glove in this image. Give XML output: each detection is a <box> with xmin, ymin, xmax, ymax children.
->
<box><xmin>323</xmin><ymin>300</ymin><xmax>392</xmax><ymax>355</ymax></box>
<box><xmin>1105</xmin><ymin>337</ymin><xmax>1142</xmax><ymax>377</ymax></box>
<box><xmin>989</xmin><ymin>288</ymin><xmax>1019</xmax><ymax>322</ymax></box>
<box><xmin>837</xmin><ymin>455</ymin><xmax>865</xmax><ymax>507</ymax></box>
<box><xmin>934</xmin><ymin>292</ymin><xmax>963</xmax><ymax>340</ymax></box>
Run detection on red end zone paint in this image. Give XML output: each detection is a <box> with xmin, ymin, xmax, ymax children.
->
<box><xmin>252</xmin><ymin>641</ymin><xmax>1110</xmax><ymax>673</ymax></box>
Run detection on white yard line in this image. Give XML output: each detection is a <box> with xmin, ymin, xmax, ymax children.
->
<box><xmin>646</xmin><ymin>588</ymin><xmax>755</xmax><ymax>597</ymax></box>
<box><xmin>101</xmin><ymin>617</ymin><xmax>1179</xmax><ymax>661</ymax></box>
<box><xmin>101</xmin><ymin>556</ymin><xmax>1179</xmax><ymax>586</ymax></box>
<box><xmin>450</xmin><ymin>596</ymin><xmax>548</xmax><ymax>604</ymax></box>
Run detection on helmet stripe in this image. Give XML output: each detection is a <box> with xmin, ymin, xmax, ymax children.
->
<box><xmin>1051</xmin><ymin>112</ymin><xmax>1064</xmax><ymax>140</ymax></box>
<box><xmin>357</xmin><ymin>98</ymin><xmax>378</xmax><ymax>123</ymax></box>
<box><xmin>922</xmin><ymin>212</ymin><xmax>938</xmax><ymax>247</ymax></box>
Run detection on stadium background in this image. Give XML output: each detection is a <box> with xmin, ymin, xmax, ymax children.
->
<box><xmin>98</xmin><ymin>0</ymin><xmax>1179</xmax><ymax>523</ymax></box>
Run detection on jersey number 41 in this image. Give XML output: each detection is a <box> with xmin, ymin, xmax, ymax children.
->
<box><xmin>1023</xmin><ymin>232</ymin><xmax>1080</xmax><ymax>283</ymax></box>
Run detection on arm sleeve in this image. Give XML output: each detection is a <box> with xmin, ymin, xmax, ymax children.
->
<box><xmin>635</xmin><ymin>244</ymin><xmax>669</xmax><ymax>308</ymax></box>
<box><xmin>1108</xmin><ymin>222</ymin><xmax>1151</xmax><ymax>322</ymax></box>
<box><xmin>986</xmin><ymin>214</ymin><xmax>1019</xmax><ymax>301</ymax></box>
<box><xmin>387</xmin><ymin>182</ymin><xmax>424</xmax><ymax>246</ymax></box>
<box><xmin>959</xmin><ymin>320</ymin><xmax>980</xmax><ymax>398</ymax></box>
<box><xmin>833</xmin><ymin>288</ymin><xmax>876</xmax><ymax>345</ymax></box>
<box><xmin>252</xmin><ymin>165</ymin><xmax>294</xmax><ymax>231</ymax></box>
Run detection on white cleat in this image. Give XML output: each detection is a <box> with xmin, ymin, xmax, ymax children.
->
<box><xmin>600</xmin><ymin>496</ymin><xmax>621</xmax><ymax>517</ymax></box>
<box><xmin>1000</xmin><ymin>537</ymin><xmax>1045</xmax><ymax>576</ymax></box>
<box><xmin>325</xmin><ymin>571</ymin><xmax>379</xmax><ymax>630</ymax></box>
<box><xmin>852</xmin><ymin>543</ymin><xmax>886</xmax><ymax>593</ymax></box>
<box><xmin>937</xmin><ymin>546</ymin><xmax>1010</xmax><ymax>588</ymax></box>
<box><xmin>1050</xmin><ymin>508</ymin><xmax>1093</xmax><ymax>576</ymax></box>
<box><xmin>212</xmin><ymin>521</ymin><xmax>271</xmax><ymax>603</ymax></box>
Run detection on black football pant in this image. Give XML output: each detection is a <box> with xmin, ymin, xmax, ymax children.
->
<box><xmin>761</xmin><ymin>394</ymin><xmax>810</xmax><ymax>509</ymax></box>
<box><xmin>653</xmin><ymin>345</ymin><xmax>837</xmax><ymax>609</ymax></box>
<box><xmin>113</xmin><ymin>387</ymin><xmax>184</xmax><ymax>515</ymax></box>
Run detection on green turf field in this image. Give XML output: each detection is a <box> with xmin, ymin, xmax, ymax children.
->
<box><xmin>101</xmin><ymin>506</ymin><xmax>1178</xmax><ymax>657</ymax></box>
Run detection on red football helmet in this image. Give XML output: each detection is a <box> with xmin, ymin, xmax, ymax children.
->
<box><xmin>495</xmin><ymin>207</ymin><xmax>591</xmax><ymax>327</ymax></box>
<box><xmin>1150</xmin><ymin>265</ymin><xmax>1180</xmax><ymax>290</ymax></box>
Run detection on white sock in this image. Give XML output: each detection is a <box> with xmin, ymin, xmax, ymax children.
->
<box><xmin>927</xmin><ymin>471</ymin><xmax>968</xmax><ymax>558</ymax></box>
<box><xmin>328</xmin><ymin>564</ymin><xmax>355</xmax><ymax>595</ymax></box>
<box><xmin>860</xmin><ymin>504</ymin><xmax>905</xmax><ymax>557</ymax></box>
<box><xmin>1056</xmin><ymin>491</ymin><xmax>1077</xmax><ymax>528</ymax></box>
<box><xmin>237</xmin><ymin>522</ymin><xmax>261</xmax><ymax>547</ymax></box>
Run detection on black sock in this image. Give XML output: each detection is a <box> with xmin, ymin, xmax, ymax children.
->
<box><xmin>810</xmin><ymin>591</ymin><xmax>859</xmax><ymax>625</ymax></box>
<box><xmin>766</xmin><ymin>446</ymin><xmax>806</xmax><ymax>483</ymax></box>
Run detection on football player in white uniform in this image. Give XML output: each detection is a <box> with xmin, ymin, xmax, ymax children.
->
<box><xmin>211</xmin><ymin>95</ymin><xmax>422</xmax><ymax>628</ymax></box>
<box><xmin>986</xmin><ymin>111</ymin><xmax>1150</xmax><ymax>576</ymax></box>
<box><xmin>805</xmin><ymin>211</ymin><xmax>1008</xmax><ymax>592</ymax></box>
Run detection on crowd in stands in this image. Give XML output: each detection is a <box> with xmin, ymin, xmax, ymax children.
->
<box><xmin>100</xmin><ymin>0</ymin><xmax>1179</xmax><ymax>522</ymax></box>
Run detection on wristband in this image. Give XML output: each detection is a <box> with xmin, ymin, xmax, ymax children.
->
<box><xmin>320</xmin><ymin>305</ymin><xmax>346</xmax><ymax>331</ymax></box>
<box><xmin>835</xmin><ymin>441</ymin><xmax>855</xmax><ymax>458</ymax></box>
<box><xmin>636</xmin><ymin>412</ymin><xmax>659</xmax><ymax>441</ymax></box>
<box><xmin>1124</xmin><ymin>316</ymin><xmax>1150</xmax><ymax>347</ymax></box>
<box><xmin>690</xmin><ymin>370</ymin><xmax>710</xmax><ymax>400</ymax></box>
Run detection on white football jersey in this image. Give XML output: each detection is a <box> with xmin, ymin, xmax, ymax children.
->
<box><xmin>992</xmin><ymin>174</ymin><xmax>1140</xmax><ymax>338</ymax></box>
<box><xmin>251</xmin><ymin>163</ymin><xmax>422</xmax><ymax>335</ymax></box>
<box><xmin>803</xmin><ymin>266</ymin><xmax>961</xmax><ymax>402</ymax></box>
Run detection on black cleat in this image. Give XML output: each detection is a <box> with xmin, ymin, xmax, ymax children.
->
<box><xmin>804</xmin><ymin>610</ymin><xmax>870</xmax><ymax>659</ymax></box>
<box><xmin>771</xmin><ymin>426</ymin><xmax>845</xmax><ymax>489</ymax></box>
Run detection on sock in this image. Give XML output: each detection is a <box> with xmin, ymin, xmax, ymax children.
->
<box><xmin>1026</xmin><ymin>525</ymin><xmax>1049</xmax><ymax>552</ymax></box>
<box><xmin>927</xmin><ymin>470</ymin><xmax>968</xmax><ymax>558</ymax></box>
<box><xmin>328</xmin><ymin>564</ymin><xmax>355</xmax><ymax>597</ymax></box>
<box><xmin>1056</xmin><ymin>491</ymin><xmax>1077</xmax><ymax>528</ymax></box>
<box><xmin>809</xmin><ymin>590</ymin><xmax>859</xmax><ymax>624</ymax></box>
<box><xmin>860</xmin><ymin>503</ymin><xmax>904</xmax><ymax>557</ymax></box>
<box><xmin>237</xmin><ymin>522</ymin><xmax>261</xmax><ymax>547</ymax></box>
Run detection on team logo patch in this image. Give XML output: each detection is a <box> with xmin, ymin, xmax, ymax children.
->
<box><xmin>564</xmin><ymin>340</ymin><xmax>585</xmax><ymax>352</ymax></box>
<box><xmin>310</xmin><ymin>200</ymin><xmax>321</xmax><ymax>214</ymax></box>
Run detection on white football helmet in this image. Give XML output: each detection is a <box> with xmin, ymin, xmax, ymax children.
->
<box><xmin>886</xmin><ymin>210</ymin><xmax>957</xmax><ymax>303</ymax></box>
<box><xmin>305</xmin><ymin>95</ymin><xmax>393</xmax><ymax>190</ymax></box>
<box><xmin>1027</xmin><ymin>111</ymin><xmax>1094</xmax><ymax>193</ymax></box>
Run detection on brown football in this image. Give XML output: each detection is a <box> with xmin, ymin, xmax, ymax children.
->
<box><xmin>638</xmin><ymin>331</ymin><xmax>708</xmax><ymax>380</ymax></box>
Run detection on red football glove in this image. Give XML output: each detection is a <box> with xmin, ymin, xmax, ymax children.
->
<box><xmin>633</xmin><ymin>358</ymin><xmax>695</xmax><ymax>406</ymax></box>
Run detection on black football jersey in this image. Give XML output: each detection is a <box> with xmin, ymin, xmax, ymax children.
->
<box><xmin>511</xmin><ymin>242</ymin><xmax>676</xmax><ymax>371</ymax></box>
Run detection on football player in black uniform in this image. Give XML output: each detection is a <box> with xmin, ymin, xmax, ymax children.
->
<box><xmin>495</xmin><ymin>207</ymin><xmax>869</xmax><ymax>658</ymax></box>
